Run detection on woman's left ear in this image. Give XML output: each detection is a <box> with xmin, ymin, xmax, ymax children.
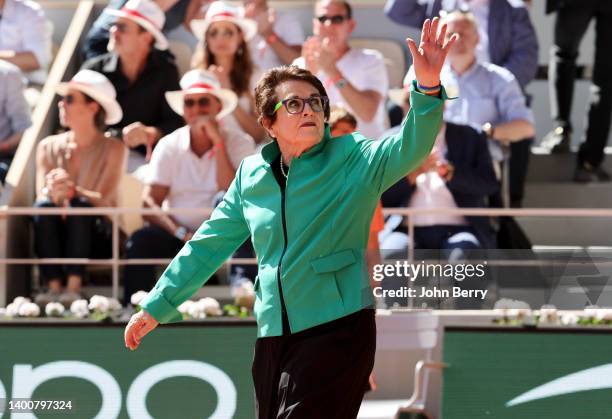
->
<box><xmin>261</xmin><ymin>117</ymin><xmax>275</xmax><ymax>139</ymax></box>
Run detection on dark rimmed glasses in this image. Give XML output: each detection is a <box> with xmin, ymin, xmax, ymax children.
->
<box><xmin>273</xmin><ymin>96</ymin><xmax>329</xmax><ymax>115</ymax></box>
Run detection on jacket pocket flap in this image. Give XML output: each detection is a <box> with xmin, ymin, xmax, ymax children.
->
<box><xmin>310</xmin><ymin>249</ymin><xmax>356</xmax><ymax>274</ymax></box>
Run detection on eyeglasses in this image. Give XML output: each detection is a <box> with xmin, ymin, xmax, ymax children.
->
<box><xmin>316</xmin><ymin>15</ymin><xmax>349</xmax><ymax>25</ymax></box>
<box><xmin>273</xmin><ymin>96</ymin><xmax>328</xmax><ymax>115</ymax></box>
<box><xmin>184</xmin><ymin>97</ymin><xmax>212</xmax><ymax>108</ymax></box>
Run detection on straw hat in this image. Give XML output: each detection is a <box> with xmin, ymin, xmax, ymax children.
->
<box><xmin>57</xmin><ymin>69</ymin><xmax>123</xmax><ymax>125</ymax></box>
<box><xmin>190</xmin><ymin>1</ymin><xmax>257</xmax><ymax>42</ymax></box>
<box><xmin>165</xmin><ymin>69</ymin><xmax>238</xmax><ymax>119</ymax></box>
<box><xmin>107</xmin><ymin>0</ymin><xmax>169</xmax><ymax>50</ymax></box>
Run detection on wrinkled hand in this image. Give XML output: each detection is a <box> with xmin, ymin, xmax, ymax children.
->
<box><xmin>208</xmin><ymin>65</ymin><xmax>231</xmax><ymax>89</ymax></box>
<box><xmin>406</xmin><ymin>17</ymin><xmax>458</xmax><ymax>88</ymax></box>
<box><xmin>122</xmin><ymin>122</ymin><xmax>150</xmax><ymax>148</ymax></box>
<box><xmin>124</xmin><ymin>310</ymin><xmax>159</xmax><ymax>351</ymax></box>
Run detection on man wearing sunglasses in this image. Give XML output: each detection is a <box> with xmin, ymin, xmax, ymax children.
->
<box><xmin>122</xmin><ymin>69</ymin><xmax>256</xmax><ymax>305</ymax></box>
<box><xmin>293</xmin><ymin>0</ymin><xmax>389</xmax><ymax>139</ymax></box>
<box><xmin>82</xmin><ymin>0</ymin><xmax>183</xmax><ymax>171</ymax></box>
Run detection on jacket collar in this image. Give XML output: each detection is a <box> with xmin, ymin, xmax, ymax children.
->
<box><xmin>261</xmin><ymin>123</ymin><xmax>332</xmax><ymax>165</ymax></box>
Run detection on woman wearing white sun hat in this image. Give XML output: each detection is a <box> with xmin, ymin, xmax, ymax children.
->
<box><xmin>33</xmin><ymin>69</ymin><xmax>127</xmax><ymax>308</ymax></box>
<box><xmin>190</xmin><ymin>1</ymin><xmax>267</xmax><ymax>143</ymax></box>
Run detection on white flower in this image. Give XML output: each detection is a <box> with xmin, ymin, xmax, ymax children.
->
<box><xmin>12</xmin><ymin>296</ymin><xmax>31</xmax><ymax>307</ymax></box>
<box><xmin>178</xmin><ymin>300</ymin><xmax>195</xmax><ymax>315</ymax></box>
<box><xmin>561</xmin><ymin>313</ymin><xmax>580</xmax><ymax>326</ymax></box>
<box><xmin>18</xmin><ymin>302</ymin><xmax>40</xmax><ymax>317</ymax></box>
<box><xmin>507</xmin><ymin>308</ymin><xmax>532</xmax><ymax>321</ymax></box>
<box><xmin>188</xmin><ymin>302</ymin><xmax>207</xmax><ymax>319</ymax></box>
<box><xmin>5</xmin><ymin>303</ymin><xmax>19</xmax><ymax>317</ymax></box>
<box><xmin>45</xmin><ymin>302</ymin><xmax>65</xmax><ymax>317</ymax></box>
<box><xmin>70</xmin><ymin>299</ymin><xmax>90</xmax><ymax>318</ymax></box>
<box><xmin>595</xmin><ymin>308</ymin><xmax>612</xmax><ymax>322</ymax></box>
<box><xmin>538</xmin><ymin>306</ymin><xmax>559</xmax><ymax>324</ymax></box>
<box><xmin>130</xmin><ymin>291</ymin><xmax>149</xmax><ymax>307</ymax></box>
<box><xmin>199</xmin><ymin>297</ymin><xmax>223</xmax><ymax>317</ymax></box>
<box><xmin>493</xmin><ymin>298</ymin><xmax>531</xmax><ymax>310</ymax></box>
<box><xmin>109</xmin><ymin>298</ymin><xmax>122</xmax><ymax>312</ymax></box>
<box><xmin>88</xmin><ymin>295</ymin><xmax>110</xmax><ymax>313</ymax></box>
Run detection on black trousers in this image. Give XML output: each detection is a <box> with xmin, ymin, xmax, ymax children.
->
<box><xmin>252</xmin><ymin>309</ymin><xmax>376</xmax><ymax>419</ymax></box>
<box><xmin>32</xmin><ymin>198</ymin><xmax>112</xmax><ymax>284</ymax></box>
<box><xmin>549</xmin><ymin>0</ymin><xmax>612</xmax><ymax>167</ymax></box>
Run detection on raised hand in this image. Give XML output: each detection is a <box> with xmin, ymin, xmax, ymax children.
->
<box><xmin>406</xmin><ymin>17</ymin><xmax>458</xmax><ymax>88</ymax></box>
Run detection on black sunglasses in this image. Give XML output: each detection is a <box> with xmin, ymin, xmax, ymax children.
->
<box><xmin>316</xmin><ymin>14</ymin><xmax>349</xmax><ymax>25</ymax></box>
<box><xmin>184</xmin><ymin>97</ymin><xmax>212</xmax><ymax>108</ymax></box>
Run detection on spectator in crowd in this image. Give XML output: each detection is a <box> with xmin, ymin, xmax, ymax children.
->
<box><xmin>380</xmin><ymin>88</ymin><xmax>498</xmax><ymax>309</ymax></box>
<box><xmin>542</xmin><ymin>0</ymin><xmax>612</xmax><ymax>182</ymax></box>
<box><xmin>0</xmin><ymin>61</ymin><xmax>32</xmax><ymax>185</ymax></box>
<box><xmin>385</xmin><ymin>0</ymin><xmax>537</xmax><ymax>89</ymax></box>
<box><xmin>0</xmin><ymin>0</ymin><xmax>53</xmax><ymax>87</ymax></box>
<box><xmin>191</xmin><ymin>1</ymin><xmax>267</xmax><ymax>142</ymax></box>
<box><xmin>406</xmin><ymin>11</ymin><xmax>534</xmax><ymax>207</ymax></box>
<box><xmin>82</xmin><ymin>0</ymin><xmax>183</xmax><ymax>169</ymax></box>
<box><xmin>243</xmin><ymin>0</ymin><xmax>304</xmax><ymax>71</ymax></box>
<box><xmin>33</xmin><ymin>70</ymin><xmax>126</xmax><ymax>307</ymax></box>
<box><xmin>83</xmin><ymin>0</ymin><xmax>203</xmax><ymax>60</ymax></box>
<box><xmin>123</xmin><ymin>69</ymin><xmax>255</xmax><ymax>304</ymax></box>
<box><xmin>385</xmin><ymin>0</ymin><xmax>538</xmax><ymax>207</ymax></box>
<box><xmin>293</xmin><ymin>0</ymin><xmax>389</xmax><ymax>139</ymax></box>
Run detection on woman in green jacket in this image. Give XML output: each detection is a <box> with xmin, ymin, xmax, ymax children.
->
<box><xmin>125</xmin><ymin>17</ymin><xmax>456</xmax><ymax>418</ymax></box>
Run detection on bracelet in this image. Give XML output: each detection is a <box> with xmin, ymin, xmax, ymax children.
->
<box><xmin>330</xmin><ymin>72</ymin><xmax>347</xmax><ymax>89</ymax></box>
<box><xmin>416</xmin><ymin>82</ymin><xmax>441</xmax><ymax>94</ymax></box>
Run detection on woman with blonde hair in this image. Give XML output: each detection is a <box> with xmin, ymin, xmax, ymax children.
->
<box><xmin>191</xmin><ymin>1</ymin><xmax>266</xmax><ymax>142</ymax></box>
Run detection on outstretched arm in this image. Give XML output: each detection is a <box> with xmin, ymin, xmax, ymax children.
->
<box><xmin>124</xmin><ymin>163</ymin><xmax>251</xmax><ymax>350</ymax></box>
<box><xmin>356</xmin><ymin>18</ymin><xmax>458</xmax><ymax>194</ymax></box>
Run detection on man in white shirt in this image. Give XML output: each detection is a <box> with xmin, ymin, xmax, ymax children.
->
<box><xmin>243</xmin><ymin>0</ymin><xmax>304</xmax><ymax>71</ymax></box>
<box><xmin>0</xmin><ymin>0</ymin><xmax>52</xmax><ymax>86</ymax></box>
<box><xmin>293</xmin><ymin>0</ymin><xmax>388</xmax><ymax>139</ymax></box>
<box><xmin>123</xmin><ymin>69</ymin><xmax>256</xmax><ymax>304</ymax></box>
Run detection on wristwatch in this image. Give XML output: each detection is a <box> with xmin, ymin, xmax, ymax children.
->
<box><xmin>482</xmin><ymin>122</ymin><xmax>495</xmax><ymax>139</ymax></box>
<box><xmin>174</xmin><ymin>226</ymin><xmax>188</xmax><ymax>241</ymax></box>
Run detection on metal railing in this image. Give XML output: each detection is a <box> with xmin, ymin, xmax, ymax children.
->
<box><xmin>2</xmin><ymin>205</ymin><xmax>612</xmax><ymax>301</ymax></box>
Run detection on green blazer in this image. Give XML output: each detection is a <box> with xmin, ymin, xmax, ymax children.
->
<box><xmin>140</xmin><ymin>83</ymin><xmax>446</xmax><ymax>337</ymax></box>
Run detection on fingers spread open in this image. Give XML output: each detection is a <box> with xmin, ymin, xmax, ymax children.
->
<box><xmin>437</xmin><ymin>23</ymin><xmax>448</xmax><ymax>46</ymax></box>
<box><xmin>443</xmin><ymin>33</ymin><xmax>460</xmax><ymax>52</ymax></box>
<box><xmin>406</xmin><ymin>37</ymin><xmax>419</xmax><ymax>59</ymax></box>
<box><xmin>430</xmin><ymin>17</ymin><xmax>440</xmax><ymax>44</ymax></box>
<box><xmin>421</xmin><ymin>18</ymin><xmax>431</xmax><ymax>45</ymax></box>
